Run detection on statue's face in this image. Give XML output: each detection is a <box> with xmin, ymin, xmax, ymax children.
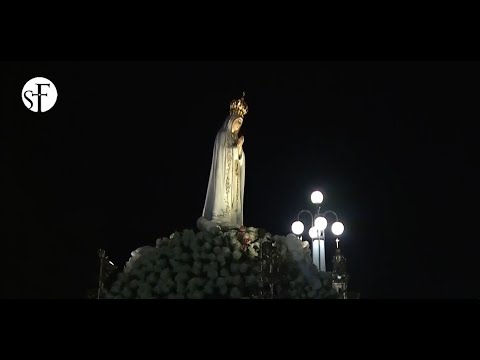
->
<box><xmin>232</xmin><ymin>117</ymin><xmax>243</xmax><ymax>133</ymax></box>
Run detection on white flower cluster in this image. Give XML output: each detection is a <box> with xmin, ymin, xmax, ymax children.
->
<box><xmin>269</xmin><ymin>234</ymin><xmax>339</xmax><ymax>299</ymax></box>
<box><xmin>104</xmin><ymin>227</ymin><xmax>340</xmax><ymax>299</ymax></box>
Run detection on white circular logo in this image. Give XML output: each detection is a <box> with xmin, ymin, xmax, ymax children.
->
<box><xmin>22</xmin><ymin>77</ymin><xmax>58</xmax><ymax>113</ymax></box>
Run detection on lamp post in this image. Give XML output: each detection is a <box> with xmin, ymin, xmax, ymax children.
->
<box><xmin>291</xmin><ymin>190</ymin><xmax>344</xmax><ymax>272</ymax></box>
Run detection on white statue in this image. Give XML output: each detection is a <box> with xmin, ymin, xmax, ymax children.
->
<box><xmin>202</xmin><ymin>93</ymin><xmax>247</xmax><ymax>229</ymax></box>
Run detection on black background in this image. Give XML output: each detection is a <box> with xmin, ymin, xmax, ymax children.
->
<box><xmin>1</xmin><ymin>61</ymin><xmax>478</xmax><ymax>298</ymax></box>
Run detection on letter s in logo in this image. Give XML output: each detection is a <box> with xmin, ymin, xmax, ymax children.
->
<box><xmin>23</xmin><ymin>90</ymin><xmax>34</xmax><ymax>110</ymax></box>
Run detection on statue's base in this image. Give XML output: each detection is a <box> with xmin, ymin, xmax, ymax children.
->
<box><xmin>102</xmin><ymin>223</ymin><xmax>343</xmax><ymax>299</ymax></box>
<box><xmin>196</xmin><ymin>216</ymin><xmax>246</xmax><ymax>234</ymax></box>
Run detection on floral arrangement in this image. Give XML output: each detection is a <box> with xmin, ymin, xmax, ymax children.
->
<box><xmin>104</xmin><ymin>226</ymin><xmax>340</xmax><ymax>299</ymax></box>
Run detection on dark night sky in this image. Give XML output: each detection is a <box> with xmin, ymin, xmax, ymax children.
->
<box><xmin>1</xmin><ymin>61</ymin><xmax>478</xmax><ymax>298</ymax></box>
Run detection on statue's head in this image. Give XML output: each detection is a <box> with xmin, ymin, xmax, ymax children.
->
<box><xmin>229</xmin><ymin>92</ymin><xmax>247</xmax><ymax>134</ymax></box>
<box><xmin>231</xmin><ymin>116</ymin><xmax>243</xmax><ymax>133</ymax></box>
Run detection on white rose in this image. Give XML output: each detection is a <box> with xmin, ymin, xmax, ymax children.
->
<box><xmin>219</xmin><ymin>285</ymin><xmax>228</xmax><ymax>296</ymax></box>
<box><xmin>245</xmin><ymin>275</ymin><xmax>257</xmax><ymax>287</ymax></box>
<box><xmin>192</xmin><ymin>261</ymin><xmax>202</xmax><ymax>275</ymax></box>
<box><xmin>160</xmin><ymin>269</ymin><xmax>172</xmax><ymax>281</ymax></box>
<box><xmin>222</xmin><ymin>247</ymin><xmax>232</xmax><ymax>258</ymax></box>
<box><xmin>216</xmin><ymin>254</ymin><xmax>226</xmax><ymax>266</ymax></box>
<box><xmin>232</xmin><ymin>275</ymin><xmax>242</xmax><ymax>287</ymax></box>
<box><xmin>212</xmin><ymin>236</ymin><xmax>222</xmax><ymax>246</ymax></box>
<box><xmin>110</xmin><ymin>283</ymin><xmax>121</xmax><ymax>294</ymax></box>
<box><xmin>207</xmin><ymin>270</ymin><xmax>219</xmax><ymax>280</ymax></box>
<box><xmin>230</xmin><ymin>287</ymin><xmax>241</xmax><ymax>299</ymax></box>
<box><xmin>220</xmin><ymin>268</ymin><xmax>230</xmax><ymax>277</ymax></box>
<box><xmin>216</xmin><ymin>277</ymin><xmax>226</xmax><ymax>288</ymax></box>
<box><xmin>203</xmin><ymin>280</ymin><xmax>214</xmax><ymax>295</ymax></box>
<box><xmin>230</xmin><ymin>263</ymin><xmax>239</xmax><ymax>273</ymax></box>
<box><xmin>189</xmin><ymin>290</ymin><xmax>204</xmax><ymax>299</ymax></box>
<box><xmin>239</xmin><ymin>263</ymin><xmax>249</xmax><ymax>274</ymax></box>
<box><xmin>146</xmin><ymin>273</ymin><xmax>157</xmax><ymax>285</ymax></box>
<box><xmin>175</xmin><ymin>272</ymin><xmax>189</xmax><ymax>284</ymax></box>
<box><xmin>121</xmin><ymin>288</ymin><xmax>133</xmax><ymax>298</ymax></box>
<box><xmin>176</xmin><ymin>283</ymin><xmax>187</xmax><ymax>295</ymax></box>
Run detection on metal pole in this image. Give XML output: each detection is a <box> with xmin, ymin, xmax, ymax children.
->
<box><xmin>297</xmin><ymin>210</ymin><xmax>314</xmax><ymax>228</ymax></box>
<box><xmin>312</xmin><ymin>239</ymin><xmax>320</xmax><ymax>269</ymax></box>
<box><xmin>97</xmin><ymin>249</ymin><xmax>105</xmax><ymax>299</ymax></box>
<box><xmin>319</xmin><ymin>230</ymin><xmax>326</xmax><ymax>272</ymax></box>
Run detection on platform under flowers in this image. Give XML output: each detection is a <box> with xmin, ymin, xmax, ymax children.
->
<box><xmin>104</xmin><ymin>225</ymin><xmax>341</xmax><ymax>299</ymax></box>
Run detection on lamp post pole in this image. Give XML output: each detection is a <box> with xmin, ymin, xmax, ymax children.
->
<box><xmin>97</xmin><ymin>249</ymin><xmax>106</xmax><ymax>299</ymax></box>
<box><xmin>315</xmin><ymin>210</ymin><xmax>339</xmax><ymax>272</ymax></box>
<box><xmin>315</xmin><ymin>230</ymin><xmax>326</xmax><ymax>272</ymax></box>
<box><xmin>296</xmin><ymin>209</ymin><xmax>323</xmax><ymax>270</ymax></box>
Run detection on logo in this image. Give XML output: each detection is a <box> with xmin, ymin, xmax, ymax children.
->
<box><xmin>22</xmin><ymin>77</ymin><xmax>58</xmax><ymax>113</ymax></box>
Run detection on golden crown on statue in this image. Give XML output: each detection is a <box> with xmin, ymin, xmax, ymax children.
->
<box><xmin>229</xmin><ymin>92</ymin><xmax>248</xmax><ymax>117</ymax></box>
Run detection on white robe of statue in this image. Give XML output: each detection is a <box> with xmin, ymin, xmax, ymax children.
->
<box><xmin>202</xmin><ymin>114</ymin><xmax>245</xmax><ymax>228</ymax></box>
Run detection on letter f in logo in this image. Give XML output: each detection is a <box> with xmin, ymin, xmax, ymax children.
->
<box><xmin>31</xmin><ymin>83</ymin><xmax>50</xmax><ymax>113</ymax></box>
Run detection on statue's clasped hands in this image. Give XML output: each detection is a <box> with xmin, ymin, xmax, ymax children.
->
<box><xmin>237</xmin><ymin>135</ymin><xmax>244</xmax><ymax>149</ymax></box>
